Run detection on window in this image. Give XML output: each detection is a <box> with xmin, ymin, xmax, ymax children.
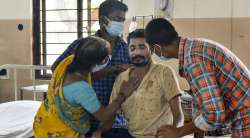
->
<box><xmin>33</xmin><ymin>0</ymin><xmax>105</xmax><ymax>77</ymax></box>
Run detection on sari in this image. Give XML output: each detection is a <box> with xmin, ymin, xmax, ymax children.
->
<box><xmin>33</xmin><ymin>55</ymin><xmax>92</xmax><ymax>138</ymax></box>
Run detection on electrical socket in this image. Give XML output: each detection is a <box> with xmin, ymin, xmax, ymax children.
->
<box><xmin>0</xmin><ymin>69</ymin><xmax>9</xmax><ymax>79</ymax></box>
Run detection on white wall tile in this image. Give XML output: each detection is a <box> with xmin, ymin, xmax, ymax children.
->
<box><xmin>0</xmin><ymin>0</ymin><xmax>32</xmax><ymax>19</ymax></box>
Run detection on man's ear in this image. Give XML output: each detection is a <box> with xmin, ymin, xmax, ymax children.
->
<box><xmin>100</xmin><ymin>16</ymin><xmax>109</xmax><ymax>27</ymax></box>
<box><xmin>149</xmin><ymin>48</ymin><xmax>154</xmax><ymax>55</ymax></box>
<box><xmin>148</xmin><ymin>44</ymin><xmax>155</xmax><ymax>54</ymax></box>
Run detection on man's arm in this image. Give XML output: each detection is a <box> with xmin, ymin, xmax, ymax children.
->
<box><xmin>157</xmin><ymin>122</ymin><xmax>204</xmax><ymax>138</ymax></box>
<box><xmin>169</xmin><ymin>95</ymin><xmax>184</xmax><ymax>127</ymax></box>
<box><xmin>162</xmin><ymin>66</ymin><xmax>184</xmax><ymax>127</ymax></box>
<box><xmin>185</xmin><ymin>62</ymin><xmax>226</xmax><ymax>131</ymax></box>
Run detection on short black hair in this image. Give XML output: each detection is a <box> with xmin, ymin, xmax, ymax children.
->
<box><xmin>127</xmin><ymin>29</ymin><xmax>145</xmax><ymax>45</ymax></box>
<box><xmin>67</xmin><ymin>36</ymin><xmax>108</xmax><ymax>73</ymax></box>
<box><xmin>99</xmin><ymin>0</ymin><xmax>128</xmax><ymax>17</ymax></box>
<box><xmin>145</xmin><ymin>18</ymin><xmax>178</xmax><ymax>46</ymax></box>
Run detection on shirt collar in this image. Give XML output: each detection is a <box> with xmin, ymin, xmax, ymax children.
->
<box><xmin>124</xmin><ymin>61</ymin><xmax>156</xmax><ymax>81</ymax></box>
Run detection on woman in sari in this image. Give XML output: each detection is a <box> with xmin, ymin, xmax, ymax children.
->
<box><xmin>33</xmin><ymin>36</ymin><xmax>139</xmax><ymax>138</ymax></box>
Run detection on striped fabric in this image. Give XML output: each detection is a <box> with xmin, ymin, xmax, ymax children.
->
<box><xmin>178</xmin><ymin>37</ymin><xmax>250</xmax><ymax>138</ymax></box>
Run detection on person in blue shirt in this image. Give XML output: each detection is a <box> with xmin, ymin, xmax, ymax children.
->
<box><xmin>51</xmin><ymin>1</ymin><xmax>132</xmax><ymax>138</ymax></box>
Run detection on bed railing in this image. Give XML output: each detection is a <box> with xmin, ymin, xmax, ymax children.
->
<box><xmin>0</xmin><ymin>64</ymin><xmax>51</xmax><ymax>100</ymax></box>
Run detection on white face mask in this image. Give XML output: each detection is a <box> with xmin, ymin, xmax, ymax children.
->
<box><xmin>91</xmin><ymin>55</ymin><xmax>112</xmax><ymax>72</ymax></box>
<box><xmin>104</xmin><ymin>17</ymin><xmax>124</xmax><ymax>37</ymax></box>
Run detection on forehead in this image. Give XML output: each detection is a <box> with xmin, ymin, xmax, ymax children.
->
<box><xmin>108</xmin><ymin>10</ymin><xmax>126</xmax><ymax>18</ymax></box>
<box><xmin>129</xmin><ymin>37</ymin><xmax>145</xmax><ymax>45</ymax></box>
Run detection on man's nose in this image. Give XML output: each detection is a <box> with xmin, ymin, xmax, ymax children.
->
<box><xmin>133</xmin><ymin>48</ymin><xmax>142</xmax><ymax>54</ymax></box>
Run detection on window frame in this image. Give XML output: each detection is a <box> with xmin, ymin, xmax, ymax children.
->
<box><xmin>33</xmin><ymin>0</ymin><xmax>94</xmax><ymax>78</ymax></box>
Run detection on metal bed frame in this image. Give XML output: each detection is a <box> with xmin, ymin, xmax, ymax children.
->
<box><xmin>0</xmin><ymin>64</ymin><xmax>51</xmax><ymax>101</ymax></box>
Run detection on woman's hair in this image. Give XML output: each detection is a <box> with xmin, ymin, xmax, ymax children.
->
<box><xmin>67</xmin><ymin>36</ymin><xmax>109</xmax><ymax>73</ymax></box>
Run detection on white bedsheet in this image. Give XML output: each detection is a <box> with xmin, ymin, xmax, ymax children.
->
<box><xmin>0</xmin><ymin>100</ymin><xmax>41</xmax><ymax>138</ymax></box>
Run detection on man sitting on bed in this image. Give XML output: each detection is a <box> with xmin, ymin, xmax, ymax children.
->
<box><xmin>97</xmin><ymin>29</ymin><xmax>184</xmax><ymax>138</ymax></box>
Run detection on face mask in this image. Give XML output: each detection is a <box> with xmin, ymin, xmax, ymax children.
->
<box><xmin>91</xmin><ymin>55</ymin><xmax>112</xmax><ymax>72</ymax></box>
<box><xmin>104</xmin><ymin>17</ymin><xmax>124</xmax><ymax>37</ymax></box>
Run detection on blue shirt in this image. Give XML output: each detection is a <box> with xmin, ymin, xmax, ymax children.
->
<box><xmin>92</xmin><ymin>35</ymin><xmax>130</xmax><ymax>129</ymax></box>
<box><xmin>63</xmin><ymin>81</ymin><xmax>101</xmax><ymax>113</ymax></box>
<box><xmin>51</xmin><ymin>30</ymin><xmax>130</xmax><ymax>129</ymax></box>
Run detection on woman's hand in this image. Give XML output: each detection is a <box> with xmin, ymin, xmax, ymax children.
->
<box><xmin>111</xmin><ymin>64</ymin><xmax>131</xmax><ymax>74</ymax></box>
<box><xmin>119</xmin><ymin>76</ymin><xmax>140</xmax><ymax>99</ymax></box>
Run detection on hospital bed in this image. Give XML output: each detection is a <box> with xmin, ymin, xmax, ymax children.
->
<box><xmin>0</xmin><ymin>64</ymin><xmax>50</xmax><ymax>138</ymax></box>
<box><xmin>0</xmin><ymin>100</ymin><xmax>41</xmax><ymax>138</ymax></box>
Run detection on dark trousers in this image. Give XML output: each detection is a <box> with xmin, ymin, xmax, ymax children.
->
<box><xmin>102</xmin><ymin>128</ymin><xmax>134</xmax><ymax>138</ymax></box>
<box><xmin>86</xmin><ymin>128</ymin><xmax>134</xmax><ymax>138</ymax></box>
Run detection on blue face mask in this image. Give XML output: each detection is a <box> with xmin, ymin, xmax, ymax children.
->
<box><xmin>104</xmin><ymin>17</ymin><xmax>124</xmax><ymax>37</ymax></box>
